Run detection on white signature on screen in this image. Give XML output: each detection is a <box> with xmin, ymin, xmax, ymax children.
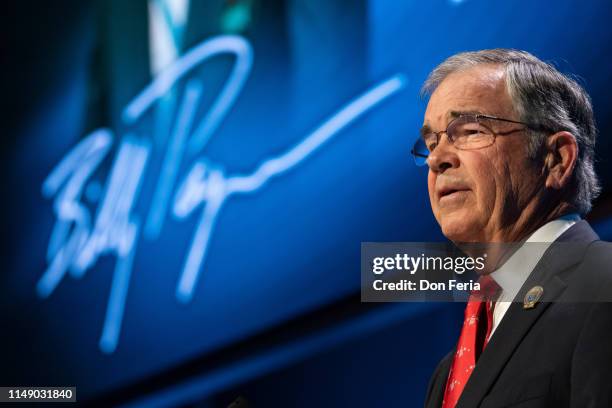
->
<box><xmin>38</xmin><ymin>35</ymin><xmax>406</xmax><ymax>353</ymax></box>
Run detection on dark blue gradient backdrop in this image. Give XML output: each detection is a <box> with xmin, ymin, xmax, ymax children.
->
<box><xmin>2</xmin><ymin>0</ymin><xmax>612</xmax><ymax>406</ymax></box>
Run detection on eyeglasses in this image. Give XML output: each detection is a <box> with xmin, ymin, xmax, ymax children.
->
<box><xmin>411</xmin><ymin>114</ymin><xmax>541</xmax><ymax>166</ymax></box>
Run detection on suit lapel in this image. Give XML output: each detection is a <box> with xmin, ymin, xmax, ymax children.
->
<box><xmin>456</xmin><ymin>275</ymin><xmax>566</xmax><ymax>408</ymax></box>
<box><xmin>456</xmin><ymin>221</ymin><xmax>598</xmax><ymax>408</ymax></box>
<box><xmin>426</xmin><ymin>353</ymin><xmax>454</xmax><ymax>408</ymax></box>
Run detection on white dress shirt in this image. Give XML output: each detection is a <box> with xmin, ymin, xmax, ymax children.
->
<box><xmin>488</xmin><ymin>213</ymin><xmax>581</xmax><ymax>338</ymax></box>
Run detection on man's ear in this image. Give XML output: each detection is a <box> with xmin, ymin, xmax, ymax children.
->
<box><xmin>544</xmin><ymin>131</ymin><xmax>578</xmax><ymax>190</ymax></box>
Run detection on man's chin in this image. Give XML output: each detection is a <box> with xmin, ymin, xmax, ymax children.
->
<box><xmin>439</xmin><ymin>215</ymin><xmax>481</xmax><ymax>243</ymax></box>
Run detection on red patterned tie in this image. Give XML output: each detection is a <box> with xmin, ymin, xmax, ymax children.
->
<box><xmin>441</xmin><ymin>276</ymin><xmax>501</xmax><ymax>408</ymax></box>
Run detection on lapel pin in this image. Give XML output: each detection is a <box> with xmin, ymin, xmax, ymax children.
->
<box><xmin>523</xmin><ymin>285</ymin><xmax>544</xmax><ymax>309</ymax></box>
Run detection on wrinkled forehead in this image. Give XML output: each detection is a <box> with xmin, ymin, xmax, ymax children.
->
<box><xmin>423</xmin><ymin>65</ymin><xmax>514</xmax><ymax>129</ymax></box>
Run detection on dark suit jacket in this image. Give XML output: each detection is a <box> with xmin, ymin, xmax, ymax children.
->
<box><xmin>425</xmin><ymin>220</ymin><xmax>612</xmax><ymax>408</ymax></box>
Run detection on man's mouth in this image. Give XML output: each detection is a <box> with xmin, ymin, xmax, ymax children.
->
<box><xmin>437</xmin><ymin>186</ymin><xmax>470</xmax><ymax>201</ymax></box>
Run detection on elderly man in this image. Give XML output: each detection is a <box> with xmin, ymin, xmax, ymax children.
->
<box><xmin>414</xmin><ymin>49</ymin><xmax>612</xmax><ymax>408</ymax></box>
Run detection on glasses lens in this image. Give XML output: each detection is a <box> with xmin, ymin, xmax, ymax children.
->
<box><xmin>448</xmin><ymin>115</ymin><xmax>494</xmax><ymax>150</ymax></box>
<box><xmin>411</xmin><ymin>137</ymin><xmax>429</xmax><ymax>166</ymax></box>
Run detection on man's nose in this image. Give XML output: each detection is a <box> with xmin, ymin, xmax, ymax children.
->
<box><xmin>426</xmin><ymin>134</ymin><xmax>460</xmax><ymax>173</ymax></box>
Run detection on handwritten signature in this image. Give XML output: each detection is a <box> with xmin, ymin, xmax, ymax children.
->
<box><xmin>38</xmin><ymin>35</ymin><xmax>406</xmax><ymax>353</ymax></box>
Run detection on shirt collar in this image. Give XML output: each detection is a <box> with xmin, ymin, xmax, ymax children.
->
<box><xmin>490</xmin><ymin>213</ymin><xmax>580</xmax><ymax>301</ymax></box>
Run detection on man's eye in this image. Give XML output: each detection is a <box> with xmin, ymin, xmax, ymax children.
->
<box><xmin>458</xmin><ymin>125</ymin><xmax>490</xmax><ymax>137</ymax></box>
<box><xmin>427</xmin><ymin>142</ymin><xmax>437</xmax><ymax>151</ymax></box>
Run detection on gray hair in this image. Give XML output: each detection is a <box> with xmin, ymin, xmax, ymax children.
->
<box><xmin>422</xmin><ymin>49</ymin><xmax>600</xmax><ymax>215</ymax></box>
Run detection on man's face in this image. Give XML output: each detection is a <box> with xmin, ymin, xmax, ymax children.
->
<box><xmin>424</xmin><ymin>65</ymin><xmax>542</xmax><ymax>242</ymax></box>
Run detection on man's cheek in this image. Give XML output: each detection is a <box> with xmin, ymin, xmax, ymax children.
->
<box><xmin>427</xmin><ymin>186</ymin><xmax>437</xmax><ymax>208</ymax></box>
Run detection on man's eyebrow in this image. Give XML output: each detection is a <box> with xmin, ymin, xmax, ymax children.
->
<box><xmin>449</xmin><ymin>110</ymin><xmax>484</xmax><ymax>118</ymax></box>
<box><xmin>419</xmin><ymin>124</ymin><xmax>432</xmax><ymax>137</ymax></box>
<box><xmin>420</xmin><ymin>110</ymin><xmax>485</xmax><ymax>136</ymax></box>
